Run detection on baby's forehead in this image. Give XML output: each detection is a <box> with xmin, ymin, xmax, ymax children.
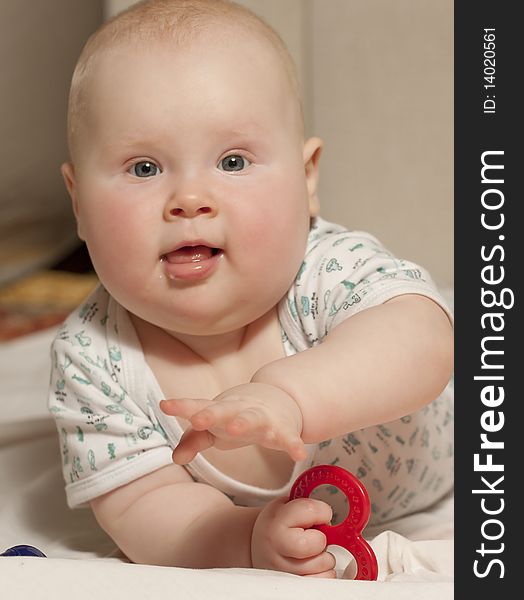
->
<box><xmin>104</xmin><ymin>21</ymin><xmax>293</xmax><ymax>85</ymax></box>
<box><xmin>90</xmin><ymin>28</ymin><xmax>296</xmax><ymax>113</ymax></box>
<box><xmin>69</xmin><ymin>12</ymin><xmax>304</xmax><ymax>159</ymax></box>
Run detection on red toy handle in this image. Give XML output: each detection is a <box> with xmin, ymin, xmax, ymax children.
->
<box><xmin>289</xmin><ymin>465</ymin><xmax>378</xmax><ymax>581</ymax></box>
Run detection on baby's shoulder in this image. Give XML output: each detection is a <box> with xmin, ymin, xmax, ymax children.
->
<box><xmin>306</xmin><ymin>217</ymin><xmax>383</xmax><ymax>256</ymax></box>
<box><xmin>51</xmin><ymin>284</ymin><xmax>112</xmax><ymax>351</ymax></box>
<box><xmin>297</xmin><ymin>217</ymin><xmax>389</xmax><ymax>285</ymax></box>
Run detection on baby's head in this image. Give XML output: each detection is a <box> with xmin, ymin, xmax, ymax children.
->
<box><xmin>67</xmin><ymin>0</ymin><xmax>305</xmax><ymax>163</ymax></box>
<box><xmin>62</xmin><ymin>0</ymin><xmax>323</xmax><ymax>336</ymax></box>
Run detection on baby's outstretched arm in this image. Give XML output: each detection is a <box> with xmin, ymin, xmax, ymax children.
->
<box><xmin>255</xmin><ymin>293</ymin><xmax>454</xmax><ymax>444</ymax></box>
<box><xmin>90</xmin><ymin>463</ymin><xmax>334</xmax><ymax>575</ymax></box>
<box><xmin>162</xmin><ymin>294</ymin><xmax>452</xmax><ymax>456</ymax></box>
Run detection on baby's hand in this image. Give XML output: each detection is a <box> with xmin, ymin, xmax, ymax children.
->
<box><xmin>251</xmin><ymin>496</ymin><xmax>336</xmax><ymax>577</ymax></box>
<box><xmin>160</xmin><ymin>382</ymin><xmax>306</xmax><ymax>463</ymax></box>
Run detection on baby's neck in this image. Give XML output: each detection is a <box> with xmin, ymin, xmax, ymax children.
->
<box><xmin>130</xmin><ymin>307</ymin><xmax>284</xmax><ymax>380</ymax></box>
<box><xmin>168</xmin><ymin>325</ymin><xmax>253</xmax><ymax>365</ymax></box>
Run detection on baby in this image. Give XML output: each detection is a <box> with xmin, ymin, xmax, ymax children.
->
<box><xmin>49</xmin><ymin>0</ymin><xmax>454</xmax><ymax>578</ymax></box>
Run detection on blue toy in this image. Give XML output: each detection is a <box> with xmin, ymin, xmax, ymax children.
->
<box><xmin>1</xmin><ymin>545</ymin><xmax>46</xmax><ymax>557</ymax></box>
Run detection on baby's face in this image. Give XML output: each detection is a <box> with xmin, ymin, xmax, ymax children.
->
<box><xmin>64</xmin><ymin>31</ymin><xmax>321</xmax><ymax>335</ymax></box>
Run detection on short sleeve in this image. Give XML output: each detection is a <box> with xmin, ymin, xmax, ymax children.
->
<box><xmin>278</xmin><ymin>218</ymin><xmax>452</xmax><ymax>351</ymax></box>
<box><xmin>48</xmin><ymin>291</ymin><xmax>173</xmax><ymax>508</ymax></box>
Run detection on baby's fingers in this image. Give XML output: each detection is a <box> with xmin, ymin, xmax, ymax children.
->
<box><xmin>304</xmin><ymin>567</ymin><xmax>337</xmax><ymax>579</ymax></box>
<box><xmin>282</xmin><ymin>552</ymin><xmax>336</xmax><ymax>577</ymax></box>
<box><xmin>280</xmin><ymin>498</ymin><xmax>333</xmax><ymax>530</ymax></box>
<box><xmin>190</xmin><ymin>400</ymin><xmax>250</xmax><ymax>432</ymax></box>
<box><xmin>284</xmin><ymin>436</ymin><xmax>308</xmax><ymax>462</ymax></box>
<box><xmin>278</xmin><ymin>526</ymin><xmax>328</xmax><ymax>559</ymax></box>
<box><xmin>225</xmin><ymin>411</ymin><xmax>306</xmax><ymax>461</ymax></box>
<box><xmin>171</xmin><ymin>428</ymin><xmax>215</xmax><ymax>464</ymax></box>
<box><xmin>160</xmin><ymin>398</ymin><xmax>213</xmax><ymax>420</ymax></box>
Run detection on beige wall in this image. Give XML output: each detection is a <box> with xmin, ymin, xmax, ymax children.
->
<box><xmin>0</xmin><ymin>0</ymin><xmax>103</xmax><ymax>283</ymax></box>
<box><xmin>309</xmin><ymin>1</ymin><xmax>453</xmax><ymax>287</ymax></box>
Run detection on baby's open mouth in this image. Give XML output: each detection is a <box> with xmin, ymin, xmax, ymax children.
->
<box><xmin>162</xmin><ymin>245</ymin><xmax>222</xmax><ymax>264</ymax></box>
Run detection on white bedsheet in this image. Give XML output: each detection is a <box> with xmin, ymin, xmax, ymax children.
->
<box><xmin>0</xmin><ymin>327</ymin><xmax>453</xmax><ymax>599</ymax></box>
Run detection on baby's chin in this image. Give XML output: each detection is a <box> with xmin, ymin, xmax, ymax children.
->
<box><xmin>101</xmin><ymin>256</ymin><xmax>297</xmax><ymax>337</ymax></box>
<box><xmin>169</xmin><ymin>307</ymin><xmax>273</xmax><ymax>337</ymax></box>
<box><xmin>128</xmin><ymin>298</ymin><xmax>268</xmax><ymax>339</ymax></box>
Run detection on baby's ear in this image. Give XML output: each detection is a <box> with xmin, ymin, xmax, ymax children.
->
<box><xmin>303</xmin><ymin>137</ymin><xmax>323</xmax><ymax>217</ymax></box>
<box><xmin>61</xmin><ymin>162</ymin><xmax>85</xmax><ymax>240</ymax></box>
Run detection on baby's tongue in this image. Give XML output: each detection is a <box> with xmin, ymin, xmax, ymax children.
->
<box><xmin>165</xmin><ymin>245</ymin><xmax>213</xmax><ymax>264</ymax></box>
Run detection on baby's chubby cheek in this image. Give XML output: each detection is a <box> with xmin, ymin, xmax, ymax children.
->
<box><xmin>238</xmin><ymin>175</ymin><xmax>309</xmax><ymax>257</ymax></box>
<box><xmin>238</xmin><ymin>214</ymin><xmax>304</xmax><ymax>274</ymax></box>
<box><xmin>78</xmin><ymin>197</ymin><xmax>156</xmax><ymax>285</ymax></box>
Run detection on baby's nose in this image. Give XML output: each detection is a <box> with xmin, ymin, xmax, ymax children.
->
<box><xmin>164</xmin><ymin>192</ymin><xmax>217</xmax><ymax>220</ymax></box>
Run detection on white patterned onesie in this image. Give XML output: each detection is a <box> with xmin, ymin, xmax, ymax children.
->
<box><xmin>48</xmin><ymin>217</ymin><xmax>453</xmax><ymax>525</ymax></box>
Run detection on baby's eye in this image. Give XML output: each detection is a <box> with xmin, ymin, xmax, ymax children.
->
<box><xmin>218</xmin><ymin>154</ymin><xmax>251</xmax><ymax>172</ymax></box>
<box><xmin>129</xmin><ymin>161</ymin><xmax>162</xmax><ymax>178</ymax></box>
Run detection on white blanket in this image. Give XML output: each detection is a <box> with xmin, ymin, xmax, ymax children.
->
<box><xmin>0</xmin><ymin>328</ymin><xmax>453</xmax><ymax>599</ymax></box>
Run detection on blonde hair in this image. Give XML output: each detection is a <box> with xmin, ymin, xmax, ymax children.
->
<box><xmin>67</xmin><ymin>0</ymin><xmax>303</xmax><ymax>161</ymax></box>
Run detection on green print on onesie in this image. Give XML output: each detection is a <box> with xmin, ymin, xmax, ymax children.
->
<box><xmin>300</xmin><ymin>296</ymin><xmax>310</xmax><ymax>317</ymax></box>
<box><xmin>71</xmin><ymin>456</ymin><xmax>83</xmax><ymax>480</ymax></box>
<box><xmin>137</xmin><ymin>426</ymin><xmax>154</xmax><ymax>440</ymax></box>
<box><xmin>82</xmin><ymin>409</ymin><xmax>109</xmax><ymax>433</ymax></box>
<box><xmin>296</xmin><ymin>261</ymin><xmax>307</xmax><ymax>281</ymax></box>
<box><xmin>288</xmin><ymin>297</ymin><xmax>298</xmax><ymax>321</ymax></box>
<box><xmin>72</xmin><ymin>373</ymin><xmax>91</xmax><ymax>386</ymax></box>
<box><xmin>75</xmin><ymin>331</ymin><xmax>92</xmax><ymax>347</ymax></box>
<box><xmin>60</xmin><ymin>428</ymin><xmax>69</xmax><ymax>465</ymax></box>
<box><xmin>341</xmin><ymin>280</ymin><xmax>356</xmax><ymax>292</ymax></box>
<box><xmin>79</xmin><ymin>352</ymin><xmax>107</xmax><ymax>371</ymax></box>
<box><xmin>59</xmin><ymin>354</ymin><xmax>72</xmax><ymax>373</ymax></box>
<box><xmin>87</xmin><ymin>449</ymin><xmax>97</xmax><ymax>471</ymax></box>
<box><xmin>108</xmin><ymin>443</ymin><xmax>116</xmax><ymax>460</ymax></box>
<box><xmin>332</xmin><ymin>236</ymin><xmax>350</xmax><ymax>247</ymax></box>
<box><xmin>326</xmin><ymin>258</ymin><xmax>343</xmax><ymax>272</ymax></box>
<box><xmin>78</xmin><ymin>301</ymin><xmax>99</xmax><ymax>324</ymax></box>
<box><xmin>106</xmin><ymin>404</ymin><xmax>134</xmax><ymax>425</ymax></box>
<box><xmin>109</xmin><ymin>346</ymin><xmax>122</xmax><ymax>362</ymax></box>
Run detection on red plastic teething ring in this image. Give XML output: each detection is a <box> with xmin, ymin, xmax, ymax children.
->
<box><xmin>289</xmin><ymin>465</ymin><xmax>378</xmax><ymax>580</ymax></box>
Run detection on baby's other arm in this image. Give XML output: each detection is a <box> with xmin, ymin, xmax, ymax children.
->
<box><xmin>253</xmin><ymin>293</ymin><xmax>453</xmax><ymax>443</ymax></box>
<box><xmin>90</xmin><ymin>463</ymin><xmax>256</xmax><ymax>568</ymax></box>
<box><xmin>90</xmin><ymin>463</ymin><xmax>335</xmax><ymax>575</ymax></box>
